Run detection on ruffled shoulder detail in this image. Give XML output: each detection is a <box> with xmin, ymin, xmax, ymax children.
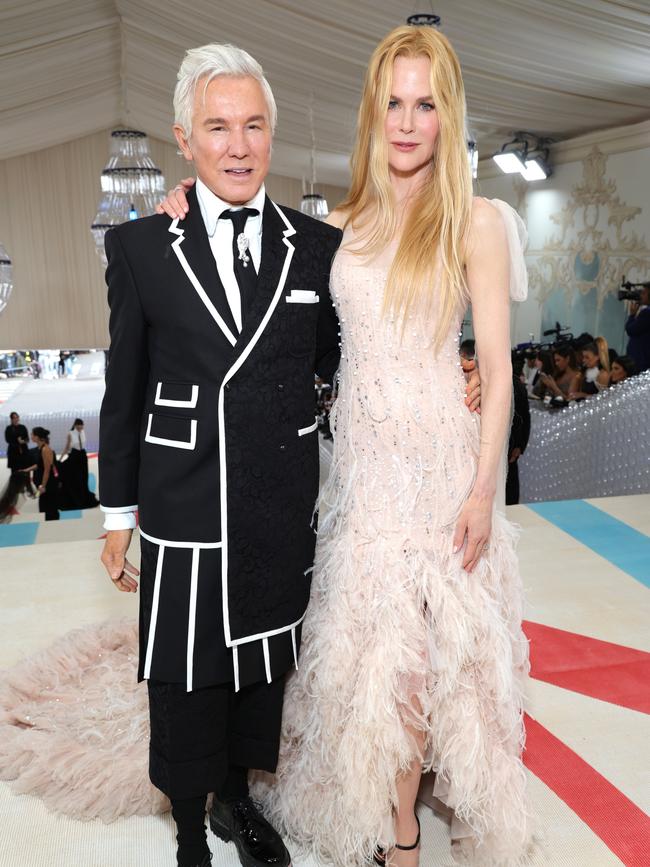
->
<box><xmin>488</xmin><ymin>198</ymin><xmax>529</xmax><ymax>303</ymax></box>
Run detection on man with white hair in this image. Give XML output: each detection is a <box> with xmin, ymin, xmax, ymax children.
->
<box><xmin>99</xmin><ymin>43</ymin><xmax>342</xmax><ymax>867</ymax></box>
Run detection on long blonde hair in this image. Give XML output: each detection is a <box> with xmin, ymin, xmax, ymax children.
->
<box><xmin>595</xmin><ymin>336</ymin><xmax>610</xmax><ymax>372</ymax></box>
<box><xmin>338</xmin><ymin>26</ymin><xmax>473</xmax><ymax>351</ymax></box>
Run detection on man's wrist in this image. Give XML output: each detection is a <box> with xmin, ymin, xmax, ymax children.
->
<box><xmin>103</xmin><ymin>511</ymin><xmax>137</xmax><ymax>531</ymax></box>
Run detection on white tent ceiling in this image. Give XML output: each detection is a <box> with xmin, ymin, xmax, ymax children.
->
<box><xmin>1</xmin><ymin>0</ymin><xmax>649</xmax><ymax>186</ymax></box>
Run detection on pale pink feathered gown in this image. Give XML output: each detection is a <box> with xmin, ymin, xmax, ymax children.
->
<box><xmin>257</xmin><ymin>200</ymin><xmax>533</xmax><ymax>866</ymax></box>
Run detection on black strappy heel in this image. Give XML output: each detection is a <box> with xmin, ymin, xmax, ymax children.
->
<box><xmin>373</xmin><ymin>814</ymin><xmax>421</xmax><ymax>865</ymax></box>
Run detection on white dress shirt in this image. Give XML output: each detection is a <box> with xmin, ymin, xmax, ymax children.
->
<box><xmin>195</xmin><ymin>178</ymin><xmax>265</xmax><ymax>333</ymax></box>
<box><xmin>102</xmin><ymin>179</ymin><xmax>266</xmax><ymax>532</ymax></box>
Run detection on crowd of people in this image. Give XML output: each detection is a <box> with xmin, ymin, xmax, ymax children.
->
<box><xmin>1</xmin><ymin>413</ymin><xmax>99</xmax><ymax>522</ymax></box>
<box><xmin>518</xmin><ymin>285</ymin><xmax>649</xmax><ymax>406</ymax></box>
<box><xmin>520</xmin><ymin>335</ymin><xmax>638</xmax><ymax>407</ymax></box>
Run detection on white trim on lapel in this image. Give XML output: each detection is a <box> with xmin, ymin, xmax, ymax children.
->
<box><xmin>168</xmin><ymin>218</ymin><xmax>238</xmax><ymax>347</ymax></box>
<box><xmin>218</xmin><ymin>201</ymin><xmax>297</xmax><ymax>649</ymax></box>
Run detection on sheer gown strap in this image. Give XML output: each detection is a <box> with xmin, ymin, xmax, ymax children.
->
<box><xmin>486</xmin><ymin>198</ymin><xmax>529</xmax><ymax>303</ymax></box>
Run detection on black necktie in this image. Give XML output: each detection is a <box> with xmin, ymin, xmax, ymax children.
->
<box><xmin>219</xmin><ymin>208</ymin><xmax>259</xmax><ymax>329</ymax></box>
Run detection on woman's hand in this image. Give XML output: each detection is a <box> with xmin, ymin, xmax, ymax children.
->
<box><xmin>452</xmin><ymin>492</ymin><xmax>493</xmax><ymax>573</ymax></box>
<box><xmin>155</xmin><ymin>178</ymin><xmax>195</xmax><ymax>220</ymax></box>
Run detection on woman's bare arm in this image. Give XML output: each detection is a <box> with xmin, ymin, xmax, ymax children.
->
<box><xmin>453</xmin><ymin>199</ymin><xmax>511</xmax><ymax>571</ymax></box>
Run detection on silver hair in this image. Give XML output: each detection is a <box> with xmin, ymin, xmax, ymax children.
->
<box><xmin>174</xmin><ymin>43</ymin><xmax>277</xmax><ymax>139</ymax></box>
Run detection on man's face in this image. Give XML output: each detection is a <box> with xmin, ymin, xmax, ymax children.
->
<box><xmin>174</xmin><ymin>75</ymin><xmax>272</xmax><ymax>206</ymax></box>
<box><xmin>11</xmin><ymin>414</ymin><xmax>19</xmax><ymax>425</ymax></box>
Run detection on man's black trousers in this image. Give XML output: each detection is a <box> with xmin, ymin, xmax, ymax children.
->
<box><xmin>147</xmin><ymin>675</ymin><xmax>286</xmax><ymax>800</ymax></box>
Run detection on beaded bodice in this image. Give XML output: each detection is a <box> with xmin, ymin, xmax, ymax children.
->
<box><xmin>325</xmin><ymin>232</ymin><xmax>481</xmax><ymax>539</ymax></box>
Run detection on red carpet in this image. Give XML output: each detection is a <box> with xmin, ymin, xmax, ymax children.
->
<box><xmin>524</xmin><ymin>714</ymin><xmax>650</xmax><ymax>866</ymax></box>
<box><xmin>523</xmin><ymin>620</ymin><xmax>650</xmax><ymax>714</ymax></box>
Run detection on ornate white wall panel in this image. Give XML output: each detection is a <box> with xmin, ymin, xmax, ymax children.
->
<box><xmin>479</xmin><ymin>143</ymin><xmax>650</xmax><ymax>351</ymax></box>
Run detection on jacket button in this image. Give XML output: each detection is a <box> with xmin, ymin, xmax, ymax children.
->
<box><xmin>279</xmin><ymin>444</ymin><xmax>286</xmax><ymax>451</ymax></box>
<box><xmin>277</xmin><ymin>383</ymin><xmax>284</xmax><ymax>391</ymax></box>
<box><xmin>225</xmin><ymin>384</ymin><xmax>230</xmax><ymax>390</ymax></box>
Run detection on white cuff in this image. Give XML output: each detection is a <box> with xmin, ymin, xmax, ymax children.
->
<box><xmin>103</xmin><ymin>511</ymin><xmax>137</xmax><ymax>531</ymax></box>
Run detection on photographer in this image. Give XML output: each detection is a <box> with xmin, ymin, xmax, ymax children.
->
<box><xmin>625</xmin><ymin>284</ymin><xmax>650</xmax><ymax>373</ymax></box>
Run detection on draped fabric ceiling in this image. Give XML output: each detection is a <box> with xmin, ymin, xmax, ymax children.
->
<box><xmin>1</xmin><ymin>0</ymin><xmax>650</xmax><ymax>186</ymax></box>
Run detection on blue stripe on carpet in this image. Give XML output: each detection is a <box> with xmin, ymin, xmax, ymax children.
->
<box><xmin>0</xmin><ymin>522</ymin><xmax>39</xmax><ymax>547</ymax></box>
<box><xmin>527</xmin><ymin>499</ymin><xmax>650</xmax><ymax>588</ymax></box>
<box><xmin>60</xmin><ymin>509</ymin><xmax>83</xmax><ymax>520</ymax></box>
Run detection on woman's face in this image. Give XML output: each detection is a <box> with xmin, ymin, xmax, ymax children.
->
<box><xmin>31</xmin><ymin>432</ymin><xmax>39</xmax><ymax>444</ymax></box>
<box><xmin>582</xmin><ymin>349</ymin><xmax>598</xmax><ymax>368</ymax></box>
<box><xmin>385</xmin><ymin>55</ymin><xmax>440</xmax><ymax>181</ymax></box>
<box><xmin>610</xmin><ymin>361</ymin><xmax>626</xmax><ymax>383</ymax></box>
<box><xmin>553</xmin><ymin>353</ymin><xmax>568</xmax><ymax>373</ymax></box>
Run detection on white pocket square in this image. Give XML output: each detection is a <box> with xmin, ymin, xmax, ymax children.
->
<box><xmin>285</xmin><ymin>290</ymin><xmax>319</xmax><ymax>304</ymax></box>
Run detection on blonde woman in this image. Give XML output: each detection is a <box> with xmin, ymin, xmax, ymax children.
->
<box><xmin>161</xmin><ymin>25</ymin><xmax>531</xmax><ymax>867</ymax></box>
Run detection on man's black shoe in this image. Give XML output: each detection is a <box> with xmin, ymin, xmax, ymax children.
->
<box><xmin>209</xmin><ymin>797</ymin><xmax>291</xmax><ymax>867</ymax></box>
<box><xmin>177</xmin><ymin>852</ymin><xmax>212</xmax><ymax>867</ymax></box>
<box><xmin>177</xmin><ymin>854</ymin><xmax>212</xmax><ymax>867</ymax></box>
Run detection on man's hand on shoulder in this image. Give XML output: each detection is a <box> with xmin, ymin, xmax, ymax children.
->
<box><xmin>325</xmin><ymin>209</ymin><xmax>347</xmax><ymax>231</ymax></box>
<box><xmin>101</xmin><ymin>529</ymin><xmax>140</xmax><ymax>593</ymax></box>
<box><xmin>465</xmin><ymin>366</ymin><xmax>482</xmax><ymax>414</ymax></box>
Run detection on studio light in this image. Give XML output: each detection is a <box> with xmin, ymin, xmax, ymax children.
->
<box><xmin>522</xmin><ymin>150</ymin><xmax>552</xmax><ymax>181</ymax></box>
<box><xmin>492</xmin><ymin>138</ymin><xmax>528</xmax><ymax>174</ymax></box>
<box><xmin>493</xmin><ymin>134</ymin><xmax>553</xmax><ymax>182</ymax></box>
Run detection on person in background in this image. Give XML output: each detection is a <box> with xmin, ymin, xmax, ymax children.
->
<box><xmin>521</xmin><ymin>350</ymin><xmax>538</xmax><ymax>395</ymax></box>
<box><xmin>506</xmin><ymin>373</ymin><xmax>531</xmax><ymax>505</ymax></box>
<box><xmin>537</xmin><ymin>345</ymin><xmax>581</xmax><ymax>401</ymax></box>
<box><xmin>595</xmin><ymin>336</ymin><xmax>611</xmax><ymax>378</ymax></box>
<box><xmin>625</xmin><ymin>283</ymin><xmax>650</xmax><ymax>373</ymax></box>
<box><xmin>571</xmin><ymin>341</ymin><xmax>610</xmax><ymax>399</ymax></box>
<box><xmin>530</xmin><ymin>349</ymin><xmax>554</xmax><ymax>398</ymax></box>
<box><xmin>21</xmin><ymin>427</ymin><xmax>60</xmax><ymax>521</ymax></box>
<box><xmin>459</xmin><ymin>338</ymin><xmax>476</xmax><ymax>374</ymax></box>
<box><xmin>610</xmin><ymin>355</ymin><xmax>636</xmax><ymax>384</ymax></box>
<box><xmin>4</xmin><ymin>411</ymin><xmax>29</xmax><ymax>473</ymax></box>
<box><xmin>58</xmin><ymin>418</ymin><xmax>99</xmax><ymax>510</ymax></box>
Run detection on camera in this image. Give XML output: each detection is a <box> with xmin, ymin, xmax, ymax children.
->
<box><xmin>618</xmin><ymin>277</ymin><xmax>649</xmax><ymax>302</ymax></box>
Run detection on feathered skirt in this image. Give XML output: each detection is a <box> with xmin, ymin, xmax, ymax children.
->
<box><xmin>254</xmin><ymin>454</ymin><xmax>532</xmax><ymax>866</ymax></box>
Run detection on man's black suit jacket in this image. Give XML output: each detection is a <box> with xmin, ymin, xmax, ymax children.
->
<box><xmin>99</xmin><ymin>188</ymin><xmax>342</xmax><ymax>690</ymax></box>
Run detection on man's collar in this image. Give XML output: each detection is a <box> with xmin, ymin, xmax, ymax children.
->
<box><xmin>195</xmin><ymin>177</ymin><xmax>266</xmax><ymax>237</ymax></box>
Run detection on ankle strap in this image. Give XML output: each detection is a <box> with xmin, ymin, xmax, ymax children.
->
<box><xmin>395</xmin><ymin>815</ymin><xmax>421</xmax><ymax>851</ymax></box>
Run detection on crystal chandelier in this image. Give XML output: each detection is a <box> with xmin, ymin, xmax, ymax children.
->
<box><xmin>91</xmin><ymin>130</ymin><xmax>166</xmax><ymax>267</ymax></box>
<box><xmin>0</xmin><ymin>243</ymin><xmax>13</xmax><ymax>316</ymax></box>
<box><xmin>300</xmin><ymin>96</ymin><xmax>329</xmax><ymax>221</ymax></box>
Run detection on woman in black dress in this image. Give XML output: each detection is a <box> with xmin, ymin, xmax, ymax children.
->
<box><xmin>58</xmin><ymin>418</ymin><xmax>99</xmax><ymax>510</ymax></box>
<box><xmin>22</xmin><ymin>427</ymin><xmax>60</xmax><ymax>521</ymax></box>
